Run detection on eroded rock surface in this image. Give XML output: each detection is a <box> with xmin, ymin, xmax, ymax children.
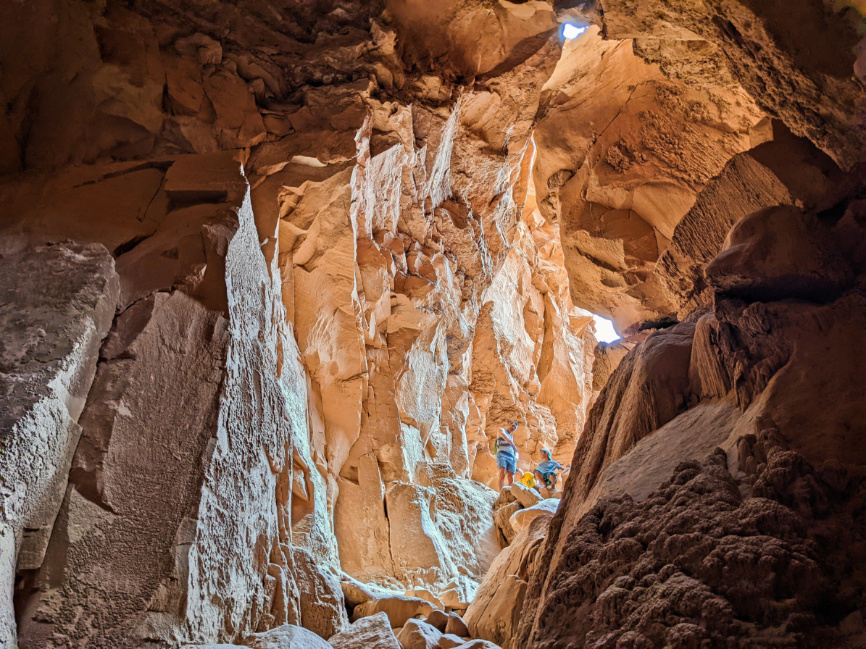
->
<box><xmin>0</xmin><ymin>241</ymin><xmax>119</xmax><ymax>647</ymax></box>
<box><xmin>465</xmin><ymin>515</ymin><xmax>552</xmax><ymax>649</ymax></box>
<box><xmin>506</xmin><ymin>192</ymin><xmax>866</xmax><ymax>648</ymax></box>
<box><xmin>329</xmin><ymin>612</ymin><xmax>400</xmax><ymax>649</ymax></box>
<box><xmin>0</xmin><ymin>0</ymin><xmax>864</xmax><ymax>646</ymax></box>
<box><xmin>518</xmin><ymin>444</ymin><xmax>866</xmax><ymax>649</ymax></box>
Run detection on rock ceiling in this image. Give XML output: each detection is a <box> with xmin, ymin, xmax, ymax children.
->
<box><xmin>0</xmin><ymin>0</ymin><xmax>864</xmax><ymax>647</ymax></box>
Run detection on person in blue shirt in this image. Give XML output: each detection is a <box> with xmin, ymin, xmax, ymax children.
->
<box><xmin>534</xmin><ymin>448</ymin><xmax>566</xmax><ymax>490</ymax></box>
<box><xmin>495</xmin><ymin>421</ymin><xmax>520</xmax><ymax>491</ymax></box>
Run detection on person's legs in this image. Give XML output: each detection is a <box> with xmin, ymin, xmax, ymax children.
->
<box><xmin>497</xmin><ymin>452</ymin><xmax>511</xmax><ymax>491</ymax></box>
<box><xmin>505</xmin><ymin>456</ymin><xmax>516</xmax><ymax>486</ymax></box>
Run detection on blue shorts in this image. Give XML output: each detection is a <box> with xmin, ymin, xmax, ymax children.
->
<box><xmin>535</xmin><ymin>470</ymin><xmax>556</xmax><ymax>488</ymax></box>
<box><xmin>497</xmin><ymin>452</ymin><xmax>516</xmax><ymax>473</ymax></box>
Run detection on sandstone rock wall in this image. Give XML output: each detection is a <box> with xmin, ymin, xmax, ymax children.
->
<box><xmin>599</xmin><ymin>0</ymin><xmax>866</xmax><ymax>170</ymax></box>
<box><xmin>261</xmin><ymin>89</ymin><xmax>596</xmax><ymax>600</ymax></box>
<box><xmin>0</xmin><ymin>241</ymin><xmax>119</xmax><ymax>647</ymax></box>
<box><xmin>5</xmin><ymin>158</ymin><xmax>317</xmax><ymax>646</ymax></box>
<box><xmin>520</xmin><ymin>443</ymin><xmax>866</xmax><ymax>648</ymax></box>
<box><xmin>507</xmin><ymin>197</ymin><xmax>866</xmax><ymax>648</ymax></box>
<box><xmin>0</xmin><ymin>1</ymin><xmax>599</xmax><ymax>644</ymax></box>
<box><xmin>1</xmin><ymin>0</ymin><xmax>865</xmax><ymax>647</ymax></box>
<box><xmin>532</xmin><ymin>23</ymin><xmax>861</xmax><ymax>330</ymax></box>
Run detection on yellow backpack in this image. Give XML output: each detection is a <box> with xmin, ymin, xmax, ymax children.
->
<box><xmin>517</xmin><ymin>471</ymin><xmax>536</xmax><ymax>489</ymax></box>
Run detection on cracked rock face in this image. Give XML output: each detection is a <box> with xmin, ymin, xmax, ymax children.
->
<box><xmin>1</xmin><ymin>0</ymin><xmax>865</xmax><ymax>647</ymax></box>
<box><xmin>0</xmin><ymin>1</ymin><xmax>596</xmax><ymax>645</ymax></box>
<box><xmin>0</xmin><ymin>241</ymin><xmax>119</xmax><ymax>647</ymax></box>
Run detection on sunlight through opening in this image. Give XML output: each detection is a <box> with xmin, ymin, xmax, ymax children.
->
<box><xmin>592</xmin><ymin>314</ymin><xmax>620</xmax><ymax>343</ymax></box>
<box><xmin>562</xmin><ymin>23</ymin><xmax>588</xmax><ymax>40</ymax></box>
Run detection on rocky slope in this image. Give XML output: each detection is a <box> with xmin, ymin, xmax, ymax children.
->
<box><xmin>519</xmin><ymin>442</ymin><xmax>866</xmax><ymax>649</ymax></box>
<box><xmin>466</xmin><ymin>192</ymin><xmax>866</xmax><ymax>648</ymax></box>
<box><xmin>468</xmin><ymin>179</ymin><xmax>866</xmax><ymax>649</ymax></box>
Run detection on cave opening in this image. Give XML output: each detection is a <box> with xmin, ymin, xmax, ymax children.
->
<box><xmin>561</xmin><ymin>23</ymin><xmax>588</xmax><ymax>40</ymax></box>
<box><xmin>1</xmin><ymin>1</ymin><xmax>865</xmax><ymax>648</ymax></box>
<box><xmin>590</xmin><ymin>314</ymin><xmax>619</xmax><ymax>343</ymax></box>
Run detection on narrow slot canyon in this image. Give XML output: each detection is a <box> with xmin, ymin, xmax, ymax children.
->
<box><xmin>0</xmin><ymin>2</ymin><xmax>864</xmax><ymax>648</ymax></box>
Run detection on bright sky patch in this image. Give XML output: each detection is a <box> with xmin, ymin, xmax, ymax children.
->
<box><xmin>562</xmin><ymin>23</ymin><xmax>588</xmax><ymax>40</ymax></box>
<box><xmin>592</xmin><ymin>314</ymin><xmax>620</xmax><ymax>343</ymax></box>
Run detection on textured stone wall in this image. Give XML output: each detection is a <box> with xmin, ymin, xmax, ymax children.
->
<box><xmin>0</xmin><ymin>240</ymin><xmax>119</xmax><ymax>647</ymax></box>
<box><xmin>0</xmin><ymin>1</ymin><xmax>598</xmax><ymax>645</ymax></box>
<box><xmin>1</xmin><ymin>0</ymin><xmax>864</xmax><ymax>647</ymax></box>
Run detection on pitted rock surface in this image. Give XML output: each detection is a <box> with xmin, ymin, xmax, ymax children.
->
<box><xmin>518</xmin><ymin>445</ymin><xmax>866</xmax><ymax>649</ymax></box>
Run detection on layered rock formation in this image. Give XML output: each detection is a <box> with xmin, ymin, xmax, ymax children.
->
<box><xmin>533</xmin><ymin>24</ymin><xmax>860</xmax><ymax>329</ymax></box>
<box><xmin>486</xmin><ymin>169</ymin><xmax>866</xmax><ymax>649</ymax></box>
<box><xmin>462</xmin><ymin>2</ymin><xmax>866</xmax><ymax>646</ymax></box>
<box><xmin>1</xmin><ymin>0</ymin><xmax>865</xmax><ymax>647</ymax></box>
<box><xmin>0</xmin><ymin>1</ymin><xmax>597</xmax><ymax>646</ymax></box>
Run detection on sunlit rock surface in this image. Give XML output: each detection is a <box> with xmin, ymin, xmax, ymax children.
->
<box><xmin>0</xmin><ymin>1</ymin><xmax>596</xmax><ymax>645</ymax></box>
<box><xmin>0</xmin><ymin>0</ymin><xmax>864</xmax><ymax>646</ymax></box>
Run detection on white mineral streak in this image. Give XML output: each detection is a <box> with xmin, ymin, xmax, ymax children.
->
<box><xmin>184</xmin><ymin>188</ymin><xmax>304</xmax><ymax>641</ymax></box>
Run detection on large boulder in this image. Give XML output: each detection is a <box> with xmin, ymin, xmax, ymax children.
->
<box><xmin>444</xmin><ymin>615</ymin><xmax>469</xmax><ymax>638</ymax></box>
<box><xmin>396</xmin><ymin>619</ymin><xmax>443</xmax><ymax>649</ymax></box>
<box><xmin>492</xmin><ymin>487</ymin><xmax>516</xmax><ymax>509</ymax></box>
<box><xmin>352</xmin><ymin>595</ymin><xmax>435</xmax><ymax>629</ymax></box>
<box><xmin>437</xmin><ymin>634</ymin><xmax>466</xmax><ymax>649</ymax></box>
<box><xmin>328</xmin><ymin>612</ymin><xmax>400</xmax><ymax>649</ymax></box>
<box><xmin>493</xmin><ymin>502</ymin><xmax>521</xmax><ymax>545</ymax></box>
<box><xmin>508</xmin><ymin>499</ymin><xmax>559</xmax><ymax>535</ymax></box>
<box><xmin>427</xmin><ymin>610</ymin><xmax>469</xmax><ymax>637</ymax></box>
<box><xmin>705</xmin><ymin>204</ymin><xmax>852</xmax><ymax>301</ymax></box>
<box><xmin>438</xmin><ymin>575</ymin><xmax>480</xmax><ymax>611</ymax></box>
<box><xmin>246</xmin><ymin>624</ymin><xmax>333</xmax><ymax>649</ymax></box>
<box><xmin>425</xmin><ymin>610</ymin><xmax>450</xmax><ymax>632</ymax></box>
<box><xmin>510</xmin><ymin>482</ymin><xmax>542</xmax><ymax>509</ymax></box>
<box><xmin>339</xmin><ymin>574</ymin><xmax>397</xmax><ymax>609</ymax></box>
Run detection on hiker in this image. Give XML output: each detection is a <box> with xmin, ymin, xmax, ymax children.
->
<box><xmin>496</xmin><ymin>421</ymin><xmax>520</xmax><ymax>491</ymax></box>
<box><xmin>534</xmin><ymin>448</ymin><xmax>566</xmax><ymax>490</ymax></box>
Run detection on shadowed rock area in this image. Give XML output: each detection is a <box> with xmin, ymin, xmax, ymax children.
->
<box><xmin>519</xmin><ymin>442</ymin><xmax>866</xmax><ymax>649</ymax></box>
<box><xmin>1</xmin><ymin>0</ymin><xmax>865</xmax><ymax>648</ymax></box>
